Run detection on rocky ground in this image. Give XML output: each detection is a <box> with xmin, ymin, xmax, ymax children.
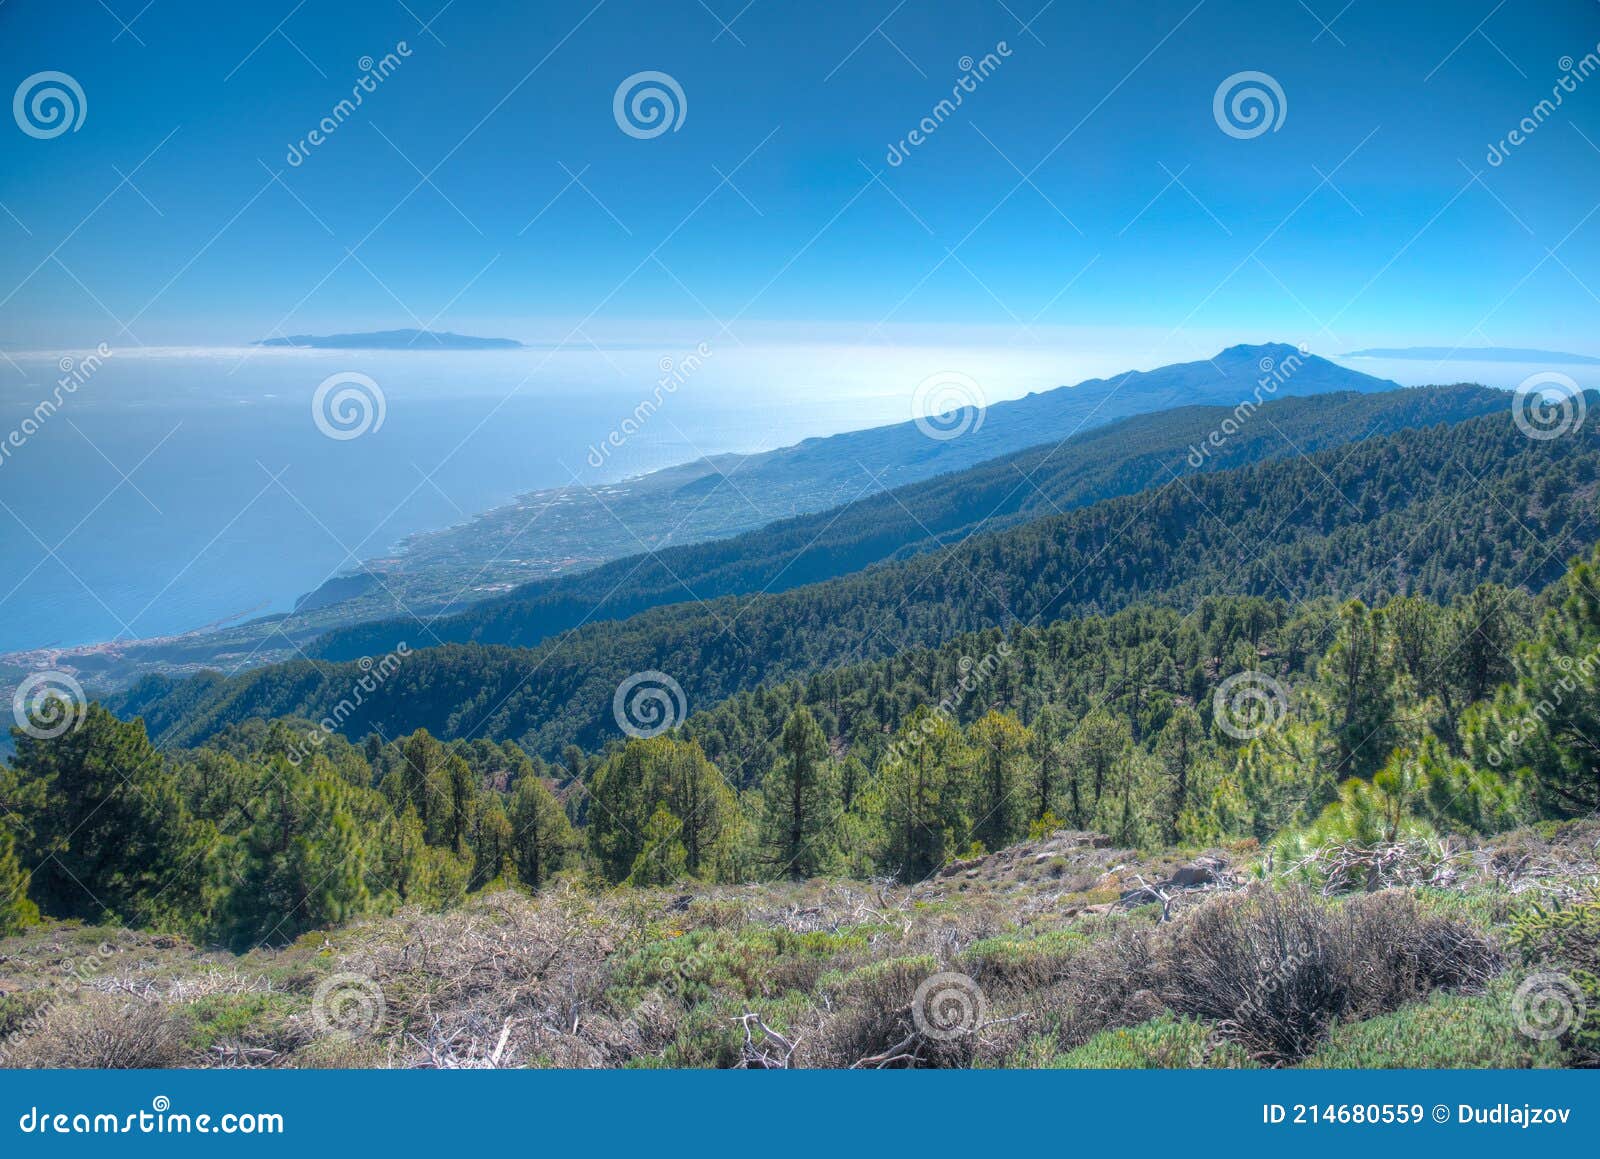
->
<box><xmin>2</xmin><ymin>822</ymin><xmax>1596</xmax><ymax>1069</ymax></box>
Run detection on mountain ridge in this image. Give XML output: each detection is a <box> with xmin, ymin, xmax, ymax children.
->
<box><xmin>254</xmin><ymin>329</ymin><xmax>524</xmax><ymax>349</ymax></box>
<box><xmin>311</xmin><ymin>381</ymin><xmax>1501</xmax><ymax>664</ymax></box>
<box><xmin>111</xmin><ymin>395</ymin><xmax>1580</xmax><ymax>757</ymax></box>
<box><xmin>16</xmin><ymin>344</ymin><xmax>1405</xmax><ymax>691</ymax></box>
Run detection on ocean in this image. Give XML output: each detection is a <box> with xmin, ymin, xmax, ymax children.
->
<box><xmin>0</xmin><ymin>342</ymin><xmax>1083</xmax><ymax>654</ymax></box>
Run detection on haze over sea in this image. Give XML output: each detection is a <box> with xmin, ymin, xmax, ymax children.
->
<box><xmin>1</xmin><ymin>341</ymin><xmax>1593</xmax><ymax>655</ymax></box>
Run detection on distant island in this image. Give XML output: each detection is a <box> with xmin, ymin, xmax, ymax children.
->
<box><xmin>1342</xmin><ymin>345</ymin><xmax>1600</xmax><ymax>365</ymax></box>
<box><xmin>254</xmin><ymin>329</ymin><xmax>524</xmax><ymax>350</ymax></box>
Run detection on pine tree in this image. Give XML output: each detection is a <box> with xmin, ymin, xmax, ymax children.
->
<box><xmin>383</xmin><ymin>807</ymin><xmax>431</xmax><ymax>905</ymax></box>
<box><xmin>1027</xmin><ymin>705</ymin><xmax>1065</xmax><ymax>822</ymax></box>
<box><xmin>7</xmin><ymin>704</ymin><xmax>205</xmax><ymax>930</ymax></box>
<box><xmin>1067</xmin><ymin>708</ymin><xmax>1130</xmax><ymax>819</ymax></box>
<box><xmin>398</xmin><ymin>729</ymin><xmax>452</xmax><ymax>844</ymax></box>
<box><xmin>878</xmin><ymin>708</ymin><xmax>970</xmax><ymax>880</ymax></box>
<box><xmin>1154</xmin><ymin>705</ymin><xmax>1205</xmax><ymax>841</ymax></box>
<box><xmin>1444</xmin><ymin>584</ymin><xmax>1524</xmax><ymax>707</ymax></box>
<box><xmin>1323</xmin><ymin>600</ymin><xmax>1399</xmax><ymax>779</ymax></box>
<box><xmin>0</xmin><ymin>826</ymin><xmax>40</xmax><ymax>935</ymax></box>
<box><xmin>222</xmin><ymin>764</ymin><xmax>370</xmax><ymax>950</ymax></box>
<box><xmin>627</xmin><ymin>805</ymin><xmax>688</xmax><ymax>886</ymax></box>
<box><xmin>469</xmin><ymin>797</ymin><xmax>513</xmax><ymax>889</ymax></box>
<box><xmin>1101</xmin><ymin>746</ymin><xmax>1156</xmax><ymax>847</ymax></box>
<box><xmin>1413</xmin><ymin>734</ymin><xmax>1527</xmax><ymax>833</ymax></box>
<box><xmin>587</xmin><ymin>740</ymin><xmax>655</xmax><ymax>882</ymax></box>
<box><xmin>507</xmin><ymin>774</ymin><xmax>575</xmax><ymax>888</ymax></box>
<box><xmin>761</xmin><ymin>707</ymin><xmax>838</xmax><ymax>879</ymax></box>
<box><xmin>658</xmin><ymin>740</ymin><xmax>740</xmax><ymax>881</ymax></box>
<box><xmin>587</xmin><ymin>737</ymin><xmax>740</xmax><ymax>884</ymax></box>
<box><xmin>1469</xmin><ymin>545</ymin><xmax>1600</xmax><ymax>815</ymax></box>
<box><xmin>967</xmin><ymin>711</ymin><xmax>1029</xmax><ymax>852</ymax></box>
<box><xmin>1234</xmin><ymin>721</ymin><xmax>1336</xmax><ymax>842</ymax></box>
<box><xmin>444</xmin><ymin>751</ymin><xmax>476</xmax><ymax>856</ymax></box>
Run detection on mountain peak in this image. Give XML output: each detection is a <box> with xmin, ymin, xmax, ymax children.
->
<box><xmin>1216</xmin><ymin>341</ymin><xmax>1306</xmax><ymax>362</ymax></box>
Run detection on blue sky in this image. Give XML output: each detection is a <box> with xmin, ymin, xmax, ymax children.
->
<box><xmin>2</xmin><ymin>0</ymin><xmax>1598</xmax><ymax>355</ymax></box>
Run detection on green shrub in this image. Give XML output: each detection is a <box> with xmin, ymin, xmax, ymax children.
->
<box><xmin>1508</xmin><ymin>891</ymin><xmax>1600</xmax><ymax>969</ymax></box>
<box><xmin>1506</xmin><ymin>890</ymin><xmax>1600</xmax><ymax>1062</ymax></box>
<box><xmin>1006</xmin><ymin>1031</ymin><xmax>1064</xmax><ymax>1068</ymax></box>
<box><xmin>632</xmin><ymin>992</ymin><xmax>811</xmax><ymax>1069</ymax></box>
<box><xmin>0</xmin><ymin>991</ymin><xmax>51</xmax><ymax>1041</ymax></box>
<box><xmin>1301</xmin><ymin>978</ymin><xmax>1568</xmax><ymax>1068</ymax></box>
<box><xmin>1051</xmin><ymin>1013</ymin><xmax>1258</xmax><ymax>1069</ymax></box>
<box><xmin>1411</xmin><ymin>886</ymin><xmax>1512</xmax><ymax>934</ymax></box>
<box><xmin>961</xmin><ymin>929</ymin><xmax>1084</xmax><ymax>995</ymax></box>
<box><xmin>186</xmin><ymin>992</ymin><xmax>300</xmax><ymax>1053</ymax></box>
<box><xmin>609</xmin><ymin>925</ymin><xmax>864</xmax><ymax>1013</ymax></box>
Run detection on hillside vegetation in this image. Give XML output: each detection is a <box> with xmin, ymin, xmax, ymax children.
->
<box><xmin>7</xmin><ymin>387</ymin><xmax>1600</xmax><ymax>1069</ymax></box>
<box><xmin>2</xmin><ymin>823</ymin><xmax>1595</xmax><ymax>1068</ymax></box>
<box><xmin>18</xmin><ymin>344</ymin><xmax>1407</xmax><ymax>692</ymax></box>
<box><xmin>315</xmin><ymin>382</ymin><xmax>1499</xmax><ymax>663</ymax></box>
<box><xmin>115</xmin><ymin>403</ymin><xmax>1594</xmax><ymax>757</ymax></box>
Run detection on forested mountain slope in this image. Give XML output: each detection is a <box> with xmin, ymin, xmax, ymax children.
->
<box><xmin>314</xmin><ymin>383</ymin><xmax>1501</xmax><ymax>661</ymax></box>
<box><xmin>112</xmin><ymin>402</ymin><xmax>1597</xmax><ymax>756</ymax></box>
<box><xmin>26</xmin><ymin>344</ymin><xmax>1406</xmax><ymax>692</ymax></box>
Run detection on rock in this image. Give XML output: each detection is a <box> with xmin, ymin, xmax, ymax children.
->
<box><xmin>1167</xmin><ymin>863</ymin><xmax>1217</xmax><ymax>888</ymax></box>
<box><xmin>1064</xmin><ymin>832</ymin><xmax>1114</xmax><ymax>849</ymax></box>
